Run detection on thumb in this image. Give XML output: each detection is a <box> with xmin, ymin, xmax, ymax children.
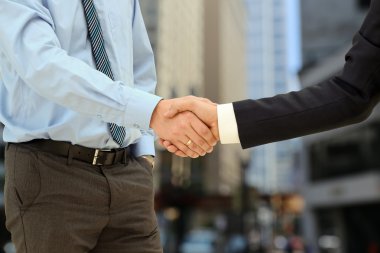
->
<box><xmin>199</xmin><ymin>97</ymin><xmax>217</xmax><ymax>106</ymax></box>
<box><xmin>164</xmin><ymin>104</ymin><xmax>181</xmax><ymax>118</ymax></box>
<box><xmin>211</xmin><ymin>125</ymin><xmax>220</xmax><ymax>140</ymax></box>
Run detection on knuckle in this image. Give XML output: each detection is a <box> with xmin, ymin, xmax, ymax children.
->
<box><xmin>183</xmin><ymin>111</ymin><xmax>193</xmax><ymax>118</ymax></box>
<box><xmin>190</xmin><ymin>143</ymin><xmax>198</xmax><ymax>150</ymax></box>
<box><xmin>179</xmin><ymin>121</ymin><xmax>188</xmax><ymax>129</ymax></box>
<box><xmin>207</xmin><ymin>136</ymin><xmax>216</xmax><ymax>144</ymax></box>
<box><xmin>200</xmin><ymin>128</ymin><xmax>210</xmax><ymax>136</ymax></box>
<box><xmin>181</xmin><ymin>146</ymin><xmax>189</xmax><ymax>152</ymax></box>
<box><xmin>197</xmin><ymin>139</ymin><xmax>206</xmax><ymax>147</ymax></box>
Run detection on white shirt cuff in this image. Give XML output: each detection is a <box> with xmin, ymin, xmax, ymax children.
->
<box><xmin>217</xmin><ymin>103</ymin><xmax>241</xmax><ymax>144</ymax></box>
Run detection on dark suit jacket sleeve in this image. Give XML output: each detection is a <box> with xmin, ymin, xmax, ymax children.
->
<box><xmin>233</xmin><ymin>0</ymin><xmax>380</xmax><ymax>149</ymax></box>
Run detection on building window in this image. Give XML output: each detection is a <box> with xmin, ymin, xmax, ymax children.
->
<box><xmin>309</xmin><ymin>121</ymin><xmax>380</xmax><ymax>182</ymax></box>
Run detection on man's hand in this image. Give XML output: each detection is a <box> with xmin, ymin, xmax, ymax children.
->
<box><xmin>157</xmin><ymin>96</ymin><xmax>219</xmax><ymax>157</ymax></box>
<box><xmin>165</xmin><ymin>96</ymin><xmax>218</xmax><ymax>135</ymax></box>
<box><xmin>150</xmin><ymin>99</ymin><xmax>217</xmax><ymax>158</ymax></box>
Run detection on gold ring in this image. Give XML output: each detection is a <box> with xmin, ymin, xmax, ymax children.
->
<box><xmin>186</xmin><ymin>140</ymin><xmax>192</xmax><ymax>146</ymax></box>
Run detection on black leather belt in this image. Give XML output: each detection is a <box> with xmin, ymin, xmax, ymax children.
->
<box><xmin>15</xmin><ymin>139</ymin><xmax>131</xmax><ymax>166</ymax></box>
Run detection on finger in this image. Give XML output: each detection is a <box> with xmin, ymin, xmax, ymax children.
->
<box><xmin>172</xmin><ymin>140</ymin><xmax>199</xmax><ymax>159</ymax></box>
<box><xmin>164</xmin><ymin>96</ymin><xmax>196</xmax><ymax>118</ymax></box>
<box><xmin>174</xmin><ymin>150</ymin><xmax>187</xmax><ymax>157</ymax></box>
<box><xmin>161</xmin><ymin>140</ymin><xmax>180</xmax><ymax>153</ymax></box>
<box><xmin>166</xmin><ymin>111</ymin><xmax>207</xmax><ymax>157</ymax></box>
<box><xmin>161</xmin><ymin>141</ymin><xmax>188</xmax><ymax>157</ymax></box>
<box><xmin>158</xmin><ymin>138</ymin><xmax>165</xmax><ymax>147</ymax></box>
<box><xmin>167</xmin><ymin>144</ymin><xmax>179</xmax><ymax>153</ymax></box>
<box><xmin>163</xmin><ymin>140</ymin><xmax>173</xmax><ymax>147</ymax></box>
<box><xmin>190</xmin><ymin>118</ymin><xmax>218</xmax><ymax>150</ymax></box>
<box><xmin>188</xmin><ymin>124</ymin><xmax>214</xmax><ymax>154</ymax></box>
<box><xmin>159</xmin><ymin>139</ymin><xmax>180</xmax><ymax>152</ymax></box>
<box><xmin>164</xmin><ymin>104</ymin><xmax>181</xmax><ymax>118</ymax></box>
<box><xmin>183</xmin><ymin>131</ymin><xmax>209</xmax><ymax>156</ymax></box>
<box><xmin>163</xmin><ymin>140</ymin><xmax>188</xmax><ymax>157</ymax></box>
<box><xmin>177</xmin><ymin>112</ymin><xmax>214</xmax><ymax>154</ymax></box>
<box><xmin>211</xmin><ymin>126</ymin><xmax>220</xmax><ymax>141</ymax></box>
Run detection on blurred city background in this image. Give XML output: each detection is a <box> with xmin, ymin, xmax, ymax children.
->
<box><xmin>0</xmin><ymin>0</ymin><xmax>379</xmax><ymax>252</ymax></box>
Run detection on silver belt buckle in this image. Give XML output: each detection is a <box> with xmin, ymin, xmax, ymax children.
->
<box><xmin>92</xmin><ymin>149</ymin><xmax>101</xmax><ymax>165</ymax></box>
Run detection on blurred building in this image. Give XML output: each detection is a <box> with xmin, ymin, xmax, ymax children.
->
<box><xmin>301</xmin><ymin>0</ymin><xmax>370</xmax><ymax>66</ymax></box>
<box><xmin>298</xmin><ymin>1</ymin><xmax>379</xmax><ymax>253</ymax></box>
<box><xmin>245</xmin><ymin>0</ymin><xmax>302</xmax><ymax>194</ymax></box>
<box><xmin>154</xmin><ymin>0</ymin><xmax>248</xmax><ymax>198</ymax></box>
<box><xmin>243</xmin><ymin>1</ymin><xmax>304</xmax><ymax>251</ymax></box>
<box><xmin>141</xmin><ymin>0</ymin><xmax>249</xmax><ymax>251</ymax></box>
<box><xmin>139</xmin><ymin>0</ymin><xmax>158</xmax><ymax>51</ymax></box>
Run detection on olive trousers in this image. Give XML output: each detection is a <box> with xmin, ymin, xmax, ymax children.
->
<box><xmin>4</xmin><ymin>143</ymin><xmax>162</xmax><ymax>253</ymax></box>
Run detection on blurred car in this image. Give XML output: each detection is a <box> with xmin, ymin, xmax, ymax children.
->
<box><xmin>225</xmin><ymin>234</ymin><xmax>248</xmax><ymax>253</ymax></box>
<box><xmin>179</xmin><ymin>229</ymin><xmax>217</xmax><ymax>253</ymax></box>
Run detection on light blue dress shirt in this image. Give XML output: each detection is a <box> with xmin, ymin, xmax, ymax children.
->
<box><xmin>0</xmin><ymin>0</ymin><xmax>162</xmax><ymax>156</ymax></box>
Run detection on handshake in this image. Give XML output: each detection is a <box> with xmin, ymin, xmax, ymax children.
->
<box><xmin>150</xmin><ymin>96</ymin><xmax>219</xmax><ymax>158</ymax></box>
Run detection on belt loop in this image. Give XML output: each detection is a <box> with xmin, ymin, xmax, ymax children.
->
<box><xmin>5</xmin><ymin>143</ymin><xmax>10</xmax><ymax>151</ymax></box>
<box><xmin>67</xmin><ymin>146</ymin><xmax>74</xmax><ymax>166</ymax></box>
<box><xmin>122</xmin><ymin>149</ymin><xmax>128</xmax><ymax>165</ymax></box>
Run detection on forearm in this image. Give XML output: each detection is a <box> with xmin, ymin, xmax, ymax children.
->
<box><xmin>234</xmin><ymin>77</ymin><xmax>379</xmax><ymax>148</ymax></box>
<box><xmin>0</xmin><ymin>1</ymin><xmax>161</xmax><ymax>130</ymax></box>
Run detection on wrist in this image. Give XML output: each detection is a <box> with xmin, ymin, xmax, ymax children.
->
<box><xmin>149</xmin><ymin>100</ymin><xmax>162</xmax><ymax>130</ymax></box>
<box><xmin>150</xmin><ymin>99</ymin><xmax>165</xmax><ymax>129</ymax></box>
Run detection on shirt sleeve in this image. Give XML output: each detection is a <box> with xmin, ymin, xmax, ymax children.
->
<box><xmin>132</xmin><ymin>131</ymin><xmax>156</xmax><ymax>156</ymax></box>
<box><xmin>131</xmin><ymin>0</ymin><xmax>159</xmax><ymax>156</ymax></box>
<box><xmin>0</xmin><ymin>0</ymin><xmax>161</xmax><ymax>131</ymax></box>
<box><xmin>217</xmin><ymin>103</ymin><xmax>241</xmax><ymax>144</ymax></box>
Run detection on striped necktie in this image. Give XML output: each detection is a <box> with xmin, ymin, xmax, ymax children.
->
<box><xmin>82</xmin><ymin>0</ymin><xmax>126</xmax><ymax>146</ymax></box>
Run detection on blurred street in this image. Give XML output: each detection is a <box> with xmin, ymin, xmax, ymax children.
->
<box><xmin>0</xmin><ymin>0</ymin><xmax>379</xmax><ymax>253</ymax></box>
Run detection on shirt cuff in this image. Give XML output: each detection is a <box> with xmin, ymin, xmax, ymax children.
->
<box><xmin>132</xmin><ymin>131</ymin><xmax>156</xmax><ymax>156</ymax></box>
<box><xmin>217</xmin><ymin>103</ymin><xmax>241</xmax><ymax>144</ymax></box>
<box><xmin>124</xmin><ymin>88</ymin><xmax>162</xmax><ymax>131</ymax></box>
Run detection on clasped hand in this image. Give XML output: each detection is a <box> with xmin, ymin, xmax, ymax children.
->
<box><xmin>149</xmin><ymin>96</ymin><xmax>219</xmax><ymax>158</ymax></box>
